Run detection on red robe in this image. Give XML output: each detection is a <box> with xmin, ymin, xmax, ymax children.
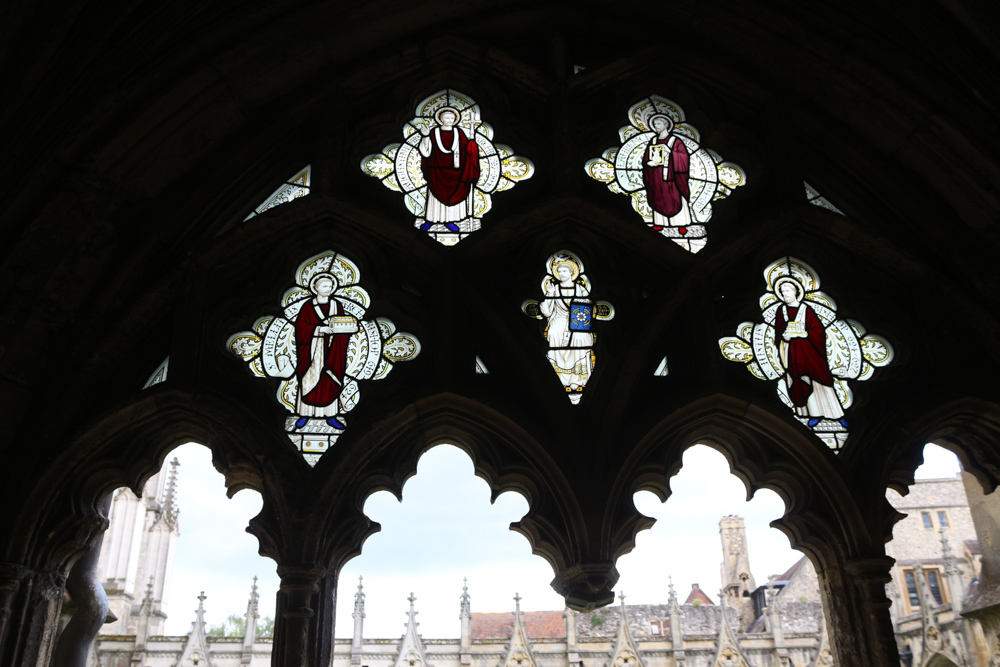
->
<box><xmin>642</xmin><ymin>136</ymin><xmax>690</xmax><ymax>217</ymax></box>
<box><xmin>774</xmin><ymin>304</ymin><xmax>835</xmax><ymax>408</ymax></box>
<box><xmin>422</xmin><ymin>128</ymin><xmax>481</xmax><ymax>205</ymax></box>
<box><xmin>295</xmin><ymin>299</ymin><xmax>350</xmax><ymax>408</ymax></box>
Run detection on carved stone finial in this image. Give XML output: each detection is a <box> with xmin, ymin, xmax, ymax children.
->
<box><xmin>162</xmin><ymin>457</ymin><xmax>181</xmax><ymax>526</ymax></box>
<box><xmin>618</xmin><ymin>590</ymin><xmax>626</xmax><ymax>605</ymax></box>
<box><xmin>514</xmin><ymin>592</ymin><xmax>522</xmax><ymax>615</ymax></box>
<box><xmin>197</xmin><ymin>591</ymin><xmax>206</xmax><ymax>605</ymax></box>
<box><xmin>408</xmin><ymin>592</ymin><xmax>417</xmax><ymax>608</ymax></box>
<box><xmin>460</xmin><ymin>578</ymin><xmax>472</xmax><ymax>619</ymax></box>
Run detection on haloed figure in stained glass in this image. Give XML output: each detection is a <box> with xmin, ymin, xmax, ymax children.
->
<box><xmin>541</xmin><ymin>258</ymin><xmax>594</xmax><ymax>400</ymax></box>
<box><xmin>294</xmin><ymin>273</ymin><xmax>358</xmax><ymax>430</ymax></box>
<box><xmin>417</xmin><ymin>107</ymin><xmax>481</xmax><ymax>232</ymax></box>
<box><xmin>642</xmin><ymin>114</ymin><xmax>692</xmax><ymax>232</ymax></box>
<box><xmin>774</xmin><ymin>277</ymin><xmax>847</xmax><ymax>427</ymax></box>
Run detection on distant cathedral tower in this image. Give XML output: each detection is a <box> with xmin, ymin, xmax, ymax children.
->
<box><xmin>95</xmin><ymin>457</ymin><xmax>181</xmax><ymax>635</ymax></box>
<box><xmin>719</xmin><ymin>515</ymin><xmax>755</xmax><ymax>622</ymax></box>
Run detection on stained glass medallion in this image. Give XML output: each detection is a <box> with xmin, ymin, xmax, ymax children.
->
<box><xmin>244</xmin><ymin>166</ymin><xmax>311</xmax><ymax>221</ymax></box>
<box><xmin>719</xmin><ymin>257</ymin><xmax>893</xmax><ymax>451</ymax></box>
<box><xmin>143</xmin><ymin>357</ymin><xmax>169</xmax><ymax>389</ymax></box>
<box><xmin>361</xmin><ymin>90</ymin><xmax>534</xmax><ymax>246</ymax></box>
<box><xmin>227</xmin><ymin>251</ymin><xmax>421</xmax><ymax>466</ymax></box>
<box><xmin>585</xmin><ymin>96</ymin><xmax>746</xmax><ymax>253</ymax></box>
<box><xmin>804</xmin><ymin>182</ymin><xmax>845</xmax><ymax>215</ymax></box>
<box><xmin>521</xmin><ymin>251</ymin><xmax>615</xmax><ymax>404</ymax></box>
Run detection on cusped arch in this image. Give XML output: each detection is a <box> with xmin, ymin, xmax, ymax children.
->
<box><xmin>10</xmin><ymin>385</ymin><xmax>292</xmax><ymax>575</ymax></box>
<box><xmin>878</xmin><ymin>395</ymin><xmax>1000</xmax><ymax>503</ymax></box>
<box><xmin>300</xmin><ymin>393</ymin><xmax>589</xmax><ymax>594</ymax></box>
<box><xmin>611</xmin><ymin>394</ymin><xmax>876</xmax><ymax>572</ymax></box>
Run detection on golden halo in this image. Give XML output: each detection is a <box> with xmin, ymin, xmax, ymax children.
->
<box><xmin>550</xmin><ymin>259</ymin><xmax>581</xmax><ymax>282</ymax></box>
<box><xmin>434</xmin><ymin>106</ymin><xmax>461</xmax><ymax>124</ymax></box>
<box><xmin>774</xmin><ymin>276</ymin><xmax>804</xmax><ymax>302</ymax></box>
<box><xmin>309</xmin><ymin>272</ymin><xmax>339</xmax><ymax>294</ymax></box>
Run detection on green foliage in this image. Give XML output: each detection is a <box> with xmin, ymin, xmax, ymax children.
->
<box><xmin>206</xmin><ymin>614</ymin><xmax>275</xmax><ymax>638</ymax></box>
<box><xmin>590</xmin><ymin>614</ymin><xmax>604</xmax><ymax>627</ymax></box>
<box><xmin>692</xmin><ymin>599</ymin><xmax>703</xmax><ymax>606</ymax></box>
<box><xmin>797</xmin><ymin>596</ymin><xmax>809</xmax><ymax>602</ymax></box>
<box><xmin>208</xmin><ymin>614</ymin><xmax>245</xmax><ymax>637</ymax></box>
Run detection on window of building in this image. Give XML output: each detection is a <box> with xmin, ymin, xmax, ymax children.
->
<box><xmin>650</xmin><ymin>624</ymin><xmax>659</xmax><ymax>635</ymax></box>
<box><xmin>718</xmin><ymin>256</ymin><xmax>894</xmax><ymax>451</ymax></box>
<box><xmin>243</xmin><ymin>166</ymin><xmax>311</xmax><ymax>221</ymax></box>
<box><xmin>938</xmin><ymin>511</ymin><xmax>949</xmax><ymax>528</ymax></box>
<box><xmin>904</xmin><ymin>571</ymin><xmax>920</xmax><ymax>608</ymax></box>
<box><xmin>926</xmin><ymin>570</ymin><xmax>945</xmax><ymax>605</ymax></box>
<box><xmin>922</xmin><ymin>512</ymin><xmax>933</xmax><ymax>529</ymax></box>
<box><xmin>361</xmin><ymin>89</ymin><xmax>533</xmax><ymax>246</ymax></box>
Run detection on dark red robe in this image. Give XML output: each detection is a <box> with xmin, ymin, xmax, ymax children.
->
<box><xmin>422</xmin><ymin>128</ymin><xmax>481</xmax><ymax>205</ymax></box>
<box><xmin>774</xmin><ymin>304</ymin><xmax>835</xmax><ymax>407</ymax></box>
<box><xmin>295</xmin><ymin>299</ymin><xmax>350</xmax><ymax>408</ymax></box>
<box><xmin>642</xmin><ymin>136</ymin><xmax>690</xmax><ymax>217</ymax></box>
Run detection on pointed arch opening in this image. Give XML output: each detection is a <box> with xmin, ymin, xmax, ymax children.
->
<box><xmin>334</xmin><ymin>444</ymin><xmax>563</xmax><ymax>639</ymax></box>
<box><xmin>91</xmin><ymin>442</ymin><xmax>278</xmax><ymax>664</ymax></box>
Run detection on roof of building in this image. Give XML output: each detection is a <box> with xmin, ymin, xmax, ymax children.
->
<box><xmin>683</xmin><ymin>584</ymin><xmax>715</xmax><ymax>606</ymax></box>
<box><xmin>471</xmin><ymin>611</ymin><xmax>565</xmax><ymax>639</ymax></box>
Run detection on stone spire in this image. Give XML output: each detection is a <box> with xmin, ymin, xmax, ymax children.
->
<box><xmin>501</xmin><ymin>593</ymin><xmax>537</xmax><ymax>667</ymax></box>
<box><xmin>352</xmin><ymin>576</ymin><xmax>366</xmax><ymax>664</ymax></box>
<box><xmin>241</xmin><ymin>576</ymin><xmax>259</xmax><ymax>663</ymax></box>
<box><xmin>667</xmin><ymin>577</ymin><xmax>684</xmax><ymax>665</ymax></box>
<box><xmin>914</xmin><ymin>564</ymin><xmax>944</xmax><ymax>656</ymax></box>
<box><xmin>610</xmin><ymin>592</ymin><xmax>645</xmax><ymax>667</ymax></box>
<box><xmin>763</xmin><ymin>578</ymin><xmax>788</xmax><ymax>665</ymax></box>
<box><xmin>563</xmin><ymin>606</ymin><xmax>579</xmax><ymax>665</ymax></box>
<box><xmin>392</xmin><ymin>593</ymin><xmax>428</xmax><ymax>667</ymax></box>
<box><xmin>941</xmin><ymin>527</ymin><xmax>965</xmax><ymax>614</ymax></box>
<box><xmin>459</xmin><ymin>578</ymin><xmax>472</xmax><ymax>664</ymax></box>
<box><xmin>174</xmin><ymin>591</ymin><xmax>213</xmax><ymax>667</ymax></box>
<box><xmin>131</xmin><ymin>577</ymin><xmax>155</xmax><ymax>665</ymax></box>
<box><xmin>711</xmin><ymin>589</ymin><xmax>750</xmax><ymax>667</ymax></box>
<box><xmin>161</xmin><ymin>457</ymin><xmax>180</xmax><ymax>527</ymax></box>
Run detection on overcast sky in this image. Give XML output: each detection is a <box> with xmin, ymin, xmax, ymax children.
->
<box><xmin>159</xmin><ymin>442</ymin><xmax>962</xmax><ymax>637</ymax></box>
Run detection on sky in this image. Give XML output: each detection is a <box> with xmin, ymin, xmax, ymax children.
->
<box><xmin>159</xmin><ymin>441</ymin><xmax>963</xmax><ymax>637</ymax></box>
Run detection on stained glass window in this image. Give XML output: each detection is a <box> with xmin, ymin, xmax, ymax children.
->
<box><xmin>521</xmin><ymin>251</ymin><xmax>614</xmax><ymax>404</ymax></box>
<box><xmin>804</xmin><ymin>182</ymin><xmax>844</xmax><ymax>215</ymax></box>
<box><xmin>719</xmin><ymin>257</ymin><xmax>893</xmax><ymax>451</ymax></box>
<box><xmin>143</xmin><ymin>357</ymin><xmax>169</xmax><ymax>389</ymax></box>
<box><xmin>654</xmin><ymin>356</ymin><xmax>669</xmax><ymax>377</ymax></box>
<box><xmin>244</xmin><ymin>166</ymin><xmax>311</xmax><ymax>220</ymax></box>
<box><xmin>227</xmin><ymin>250</ymin><xmax>420</xmax><ymax>466</ymax></box>
<box><xmin>361</xmin><ymin>90</ymin><xmax>534</xmax><ymax>246</ymax></box>
<box><xmin>475</xmin><ymin>356</ymin><xmax>489</xmax><ymax>374</ymax></box>
<box><xmin>585</xmin><ymin>96</ymin><xmax>746</xmax><ymax>253</ymax></box>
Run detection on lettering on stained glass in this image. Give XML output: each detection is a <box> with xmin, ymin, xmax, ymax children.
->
<box><xmin>719</xmin><ymin>257</ymin><xmax>893</xmax><ymax>451</ymax></box>
<box><xmin>361</xmin><ymin>90</ymin><xmax>534</xmax><ymax>246</ymax></box>
<box><xmin>585</xmin><ymin>96</ymin><xmax>746</xmax><ymax>253</ymax></box>
<box><xmin>227</xmin><ymin>250</ymin><xmax>420</xmax><ymax>466</ymax></box>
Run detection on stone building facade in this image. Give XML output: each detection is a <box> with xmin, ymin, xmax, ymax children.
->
<box><xmin>88</xmin><ymin>475</ymin><xmax>989</xmax><ymax>666</ymax></box>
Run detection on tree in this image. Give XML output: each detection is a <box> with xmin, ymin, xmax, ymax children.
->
<box><xmin>208</xmin><ymin>614</ymin><xmax>245</xmax><ymax>637</ymax></box>
<box><xmin>206</xmin><ymin>613</ymin><xmax>274</xmax><ymax>638</ymax></box>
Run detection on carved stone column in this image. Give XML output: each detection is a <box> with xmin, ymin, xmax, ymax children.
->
<box><xmin>273</xmin><ymin>564</ymin><xmax>335</xmax><ymax>667</ymax></box>
<box><xmin>52</xmin><ymin>493</ymin><xmax>113</xmax><ymax>667</ymax></box>
<box><xmin>0</xmin><ymin>564</ymin><xmax>66</xmax><ymax>667</ymax></box>
<box><xmin>819</xmin><ymin>556</ymin><xmax>898</xmax><ymax>667</ymax></box>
